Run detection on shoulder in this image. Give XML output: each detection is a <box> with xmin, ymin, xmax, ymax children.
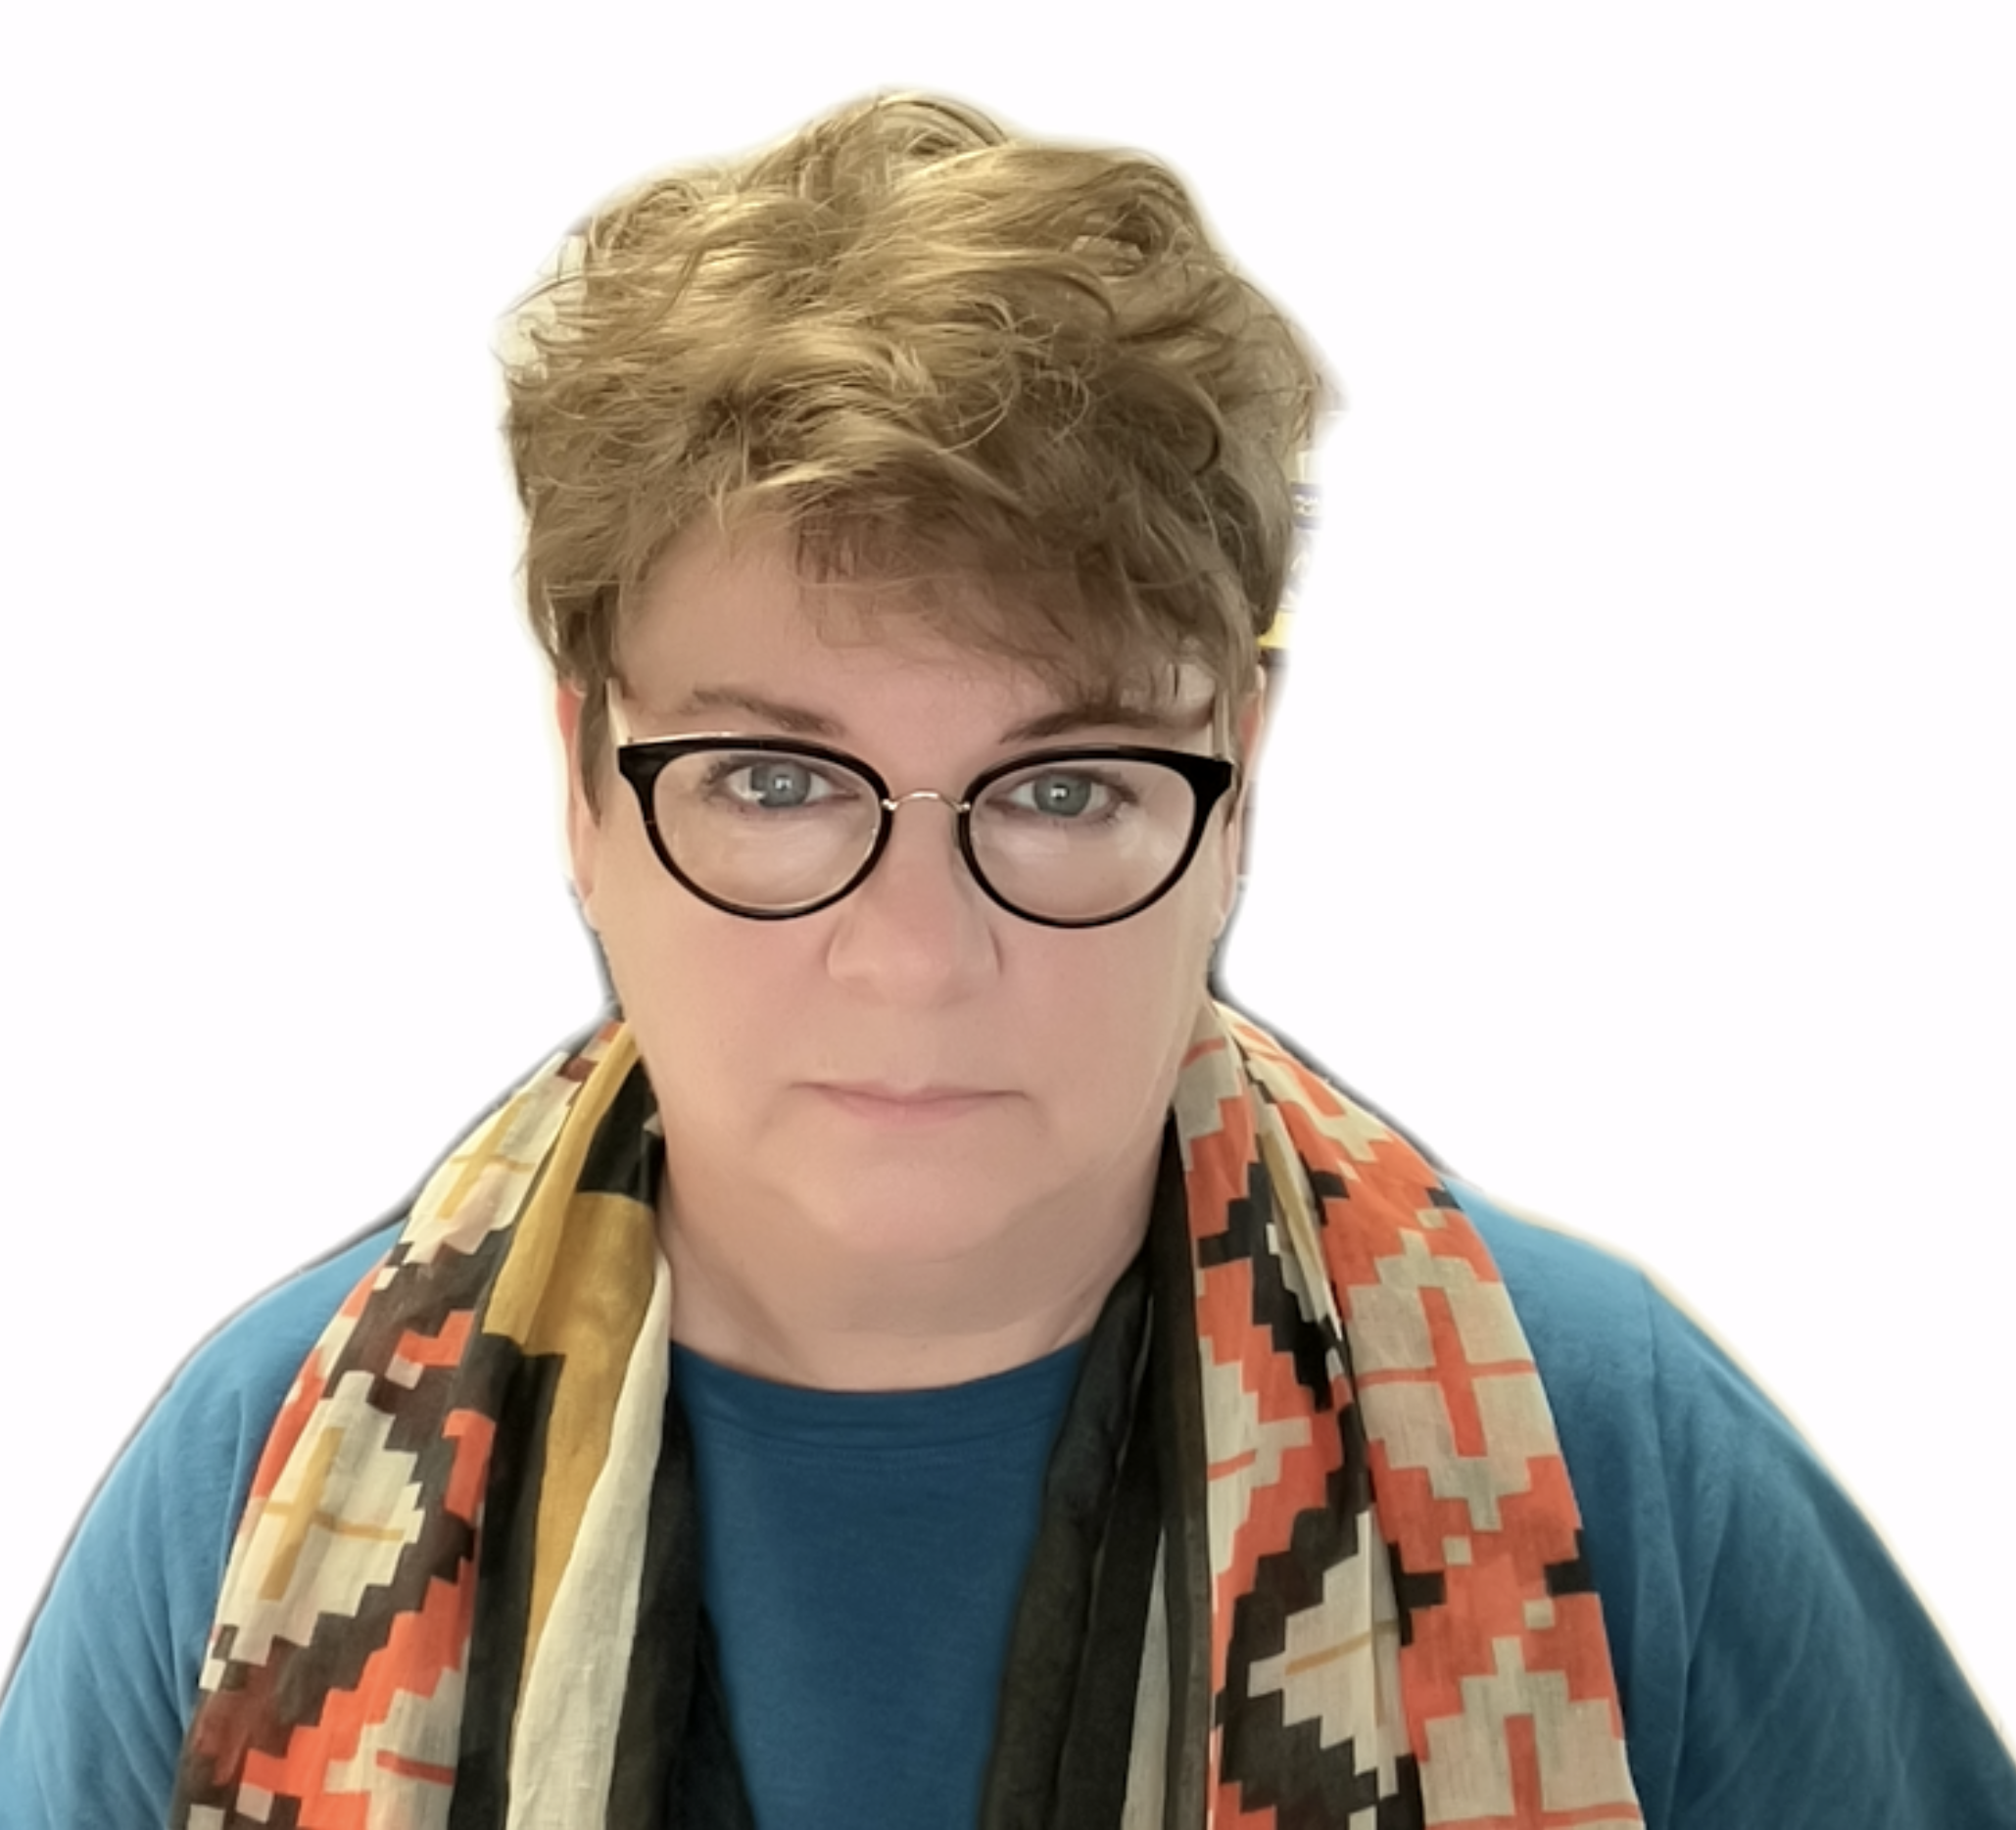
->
<box><xmin>1447</xmin><ymin>1180</ymin><xmax>2016</xmax><ymax>1828</ymax></box>
<box><xmin>0</xmin><ymin>1221</ymin><xmax>402</xmax><ymax>1825</ymax></box>
<box><xmin>1448</xmin><ymin>1181</ymin><xmax>1730</xmax><ymax>1532</ymax></box>
<box><xmin>161</xmin><ymin>1221</ymin><xmax>403</xmax><ymax>1457</ymax></box>
<box><xmin>1451</xmin><ymin>1175</ymin><xmax>1855</xmax><ymax>1519</ymax></box>
<box><xmin>120</xmin><ymin>1219</ymin><xmax>404</xmax><ymax>1636</ymax></box>
<box><xmin>1450</xmin><ymin>1180</ymin><xmax>1667</xmax><ymax>1392</ymax></box>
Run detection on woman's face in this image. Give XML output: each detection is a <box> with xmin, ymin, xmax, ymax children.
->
<box><xmin>564</xmin><ymin>526</ymin><xmax>1247</xmax><ymax>1280</ymax></box>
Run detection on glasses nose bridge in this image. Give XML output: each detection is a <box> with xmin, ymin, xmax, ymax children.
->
<box><xmin>882</xmin><ymin>785</ymin><xmax>971</xmax><ymax>820</ymax></box>
<box><xmin>872</xmin><ymin>786</ymin><xmax>975</xmax><ymax>882</ymax></box>
<box><xmin>848</xmin><ymin>784</ymin><xmax>988</xmax><ymax>925</ymax></box>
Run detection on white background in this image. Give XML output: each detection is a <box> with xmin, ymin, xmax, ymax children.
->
<box><xmin>2</xmin><ymin>0</ymin><xmax>2010</xmax><ymax>1748</ymax></box>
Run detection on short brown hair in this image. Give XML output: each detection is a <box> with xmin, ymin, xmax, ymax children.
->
<box><xmin>502</xmin><ymin>93</ymin><xmax>1322</xmax><ymax>802</ymax></box>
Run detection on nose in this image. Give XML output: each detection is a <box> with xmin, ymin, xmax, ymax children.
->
<box><xmin>823</xmin><ymin>792</ymin><xmax>998</xmax><ymax>1002</ymax></box>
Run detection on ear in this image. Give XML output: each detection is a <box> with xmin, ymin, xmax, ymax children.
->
<box><xmin>1234</xmin><ymin>665</ymin><xmax>1270</xmax><ymax>777</ymax></box>
<box><xmin>1216</xmin><ymin>666</ymin><xmax>1270</xmax><ymax>933</ymax></box>
<box><xmin>555</xmin><ymin>683</ymin><xmax>603</xmax><ymax>926</ymax></box>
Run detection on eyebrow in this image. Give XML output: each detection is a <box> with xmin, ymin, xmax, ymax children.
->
<box><xmin>669</xmin><ymin>686</ymin><xmax>1206</xmax><ymax>746</ymax></box>
<box><xmin>1001</xmin><ymin>697</ymin><xmax>1205</xmax><ymax>743</ymax></box>
<box><xmin>673</xmin><ymin>688</ymin><xmax>845</xmax><ymax>738</ymax></box>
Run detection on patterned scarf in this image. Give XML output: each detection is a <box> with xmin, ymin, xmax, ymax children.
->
<box><xmin>171</xmin><ymin>1004</ymin><xmax>1643</xmax><ymax>1828</ymax></box>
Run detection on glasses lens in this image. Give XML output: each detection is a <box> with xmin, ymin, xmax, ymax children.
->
<box><xmin>652</xmin><ymin>747</ymin><xmax>882</xmax><ymax>911</ymax></box>
<box><xmin>968</xmin><ymin>756</ymin><xmax>1201</xmax><ymax>923</ymax></box>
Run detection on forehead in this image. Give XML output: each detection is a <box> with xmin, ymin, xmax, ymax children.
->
<box><xmin>620</xmin><ymin>525</ymin><xmax>1218</xmax><ymax>726</ymax></box>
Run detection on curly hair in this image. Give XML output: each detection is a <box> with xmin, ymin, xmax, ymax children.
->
<box><xmin>502</xmin><ymin>93</ymin><xmax>1323</xmax><ymax>802</ymax></box>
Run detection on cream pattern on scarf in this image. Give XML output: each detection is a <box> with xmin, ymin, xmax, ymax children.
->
<box><xmin>173</xmin><ymin>1007</ymin><xmax>1641</xmax><ymax>1828</ymax></box>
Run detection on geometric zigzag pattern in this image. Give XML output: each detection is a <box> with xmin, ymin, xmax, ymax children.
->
<box><xmin>170</xmin><ymin>1021</ymin><xmax>672</xmax><ymax>1830</ymax></box>
<box><xmin>168</xmin><ymin>1005</ymin><xmax>1639</xmax><ymax>1827</ymax></box>
<box><xmin>1166</xmin><ymin>1008</ymin><xmax>1644</xmax><ymax>1828</ymax></box>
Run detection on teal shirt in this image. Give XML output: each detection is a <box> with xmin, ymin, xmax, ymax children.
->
<box><xmin>673</xmin><ymin>1338</ymin><xmax>1086</xmax><ymax>1827</ymax></box>
<box><xmin>3</xmin><ymin>1186</ymin><xmax>2011</xmax><ymax>1827</ymax></box>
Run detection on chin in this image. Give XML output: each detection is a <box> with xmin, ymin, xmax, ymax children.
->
<box><xmin>787</xmin><ymin>1164</ymin><xmax>1042</xmax><ymax>1267</ymax></box>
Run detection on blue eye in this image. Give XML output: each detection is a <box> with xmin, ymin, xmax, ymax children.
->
<box><xmin>1026</xmin><ymin>774</ymin><xmax>1096</xmax><ymax>816</ymax></box>
<box><xmin>746</xmin><ymin>761</ymin><xmax>814</xmax><ymax>807</ymax></box>
<box><xmin>704</xmin><ymin>756</ymin><xmax>845</xmax><ymax>811</ymax></box>
<box><xmin>993</xmin><ymin>769</ymin><xmax>1129</xmax><ymax>821</ymax></box>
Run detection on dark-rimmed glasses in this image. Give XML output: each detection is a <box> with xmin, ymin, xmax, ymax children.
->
<box><xmin>612</xmin><ymin>728</ymin><xmax>1238</xmax><ymax>929</ymax></box>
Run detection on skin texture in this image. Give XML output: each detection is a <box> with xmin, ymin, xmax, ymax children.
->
<box><xmin>560</xmin><ymin>526</ymin><xmax>1255</xmax><ymax>1390</ymax></box>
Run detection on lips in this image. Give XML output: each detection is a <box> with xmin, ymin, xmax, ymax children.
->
<box><xmin>810</xmin><ymin>1083</ymin><xmax>1007</xmax><ymax>1122</ymax></box>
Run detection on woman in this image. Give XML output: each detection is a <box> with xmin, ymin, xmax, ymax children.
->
<box><xmin>2</xmin><ymin>92</ymin><xmax>2009</xmax><ymax>1830</ymax></box>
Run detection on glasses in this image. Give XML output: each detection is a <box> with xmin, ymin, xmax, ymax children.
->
<box><xmin>612</xmin><ymin>731</ymin><xmax>1238</xmax><ymax>929</ymax></box>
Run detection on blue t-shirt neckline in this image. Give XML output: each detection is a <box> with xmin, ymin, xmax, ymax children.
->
<box><xmin>670</xmin><ymin>1335</ymin><xmax>1086</xmax><ymax>1452</ymax></box>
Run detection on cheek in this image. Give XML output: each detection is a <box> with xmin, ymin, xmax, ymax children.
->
<box><xmin>1019</xmin><ymin>900</ymin><xmax>1216</xmax><ymax>1112</ymax></box>
<box><xmin>592</xmin><ymin>843</ymin><xmax>794</xmax><ymax>1070</ymax></box>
